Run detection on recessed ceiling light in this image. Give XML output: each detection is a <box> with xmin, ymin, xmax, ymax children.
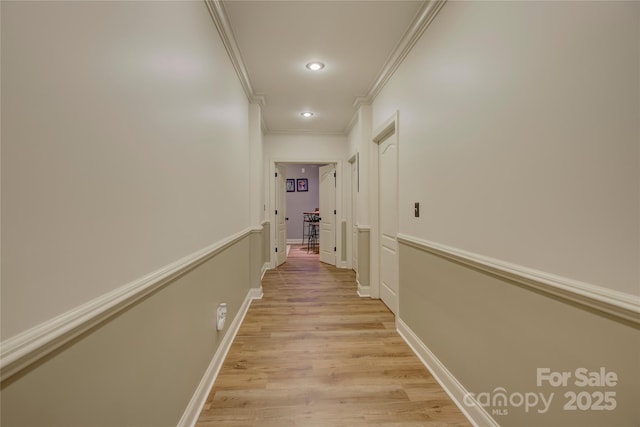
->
<box><xmin>306</xmin><ymin>62</ymin><xmax>325</xmax><ymax>71</ymax></box>
<box><xmin>301</xmin><ymin>111</ymin><xmax>314</xmax><ymax>118</ymax></box>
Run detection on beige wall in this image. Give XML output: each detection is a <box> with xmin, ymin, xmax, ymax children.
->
<box><xmin>250</xmin><ymin>229</ymin><xmax>263</xmax><ymax>290</ymax></box>
<box><xmin>370</xmin><ymin>1</ymin><xmax>640</xmax><ymax>425</ymax></box>
<box><xmin>264</xmin><ymin>134</ymin><xmax>347</xmax><ymax>165</ymax></box>
<box><xmin>357</xmin><ymin>228</ymin><xmax>370</xmax><ymax>292</ymax></box>
<box><xmin>1</xmin><ymin>237</ymin><xmax>254</xmax><ymax>426</ymax></box>
<box><xmin>1</xmin><ymin>1</ymin><xmax>260</xmax><ymax>425</ymax></box>
<box><xmin>249</xmin><ymin>104</ymin><xmax>265</xmax><ymax>226</ymax></box>
<box><xmin>1</xmin><ymin>0</ymin><xmax>251</xmax><ymax>340</ymax></box>
<box><xmin>400</xmin><ymin>242</ymin><xmax>639</xmax><ymax>426</ymax></box>
<box><xmin>347</xmin><ymin>106</ymin><xmax>372</xmax><ymax>227</ymax></box>
<box><xmin>262</xmin><ymin>221</ymin><xmax>271</xmax><ymax>270</ymax></box>
<box><xmin>373</xmin><ymin>0</ymin><xmax>639</xmax><ymax>295</ymax></box>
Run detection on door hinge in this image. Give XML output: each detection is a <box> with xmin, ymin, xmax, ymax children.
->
<box><xmin>334</xmin><ymin>246</ymin><xmax>336</xmax><ymax>252</ymax></box>
<box><xmin>275</xmin><ymin>247</ymin><xmax>278</xmax><ymax>253</ymax></box>
<box><xmin>333</xmin><ymin>171</ymin><xmax>336</xmax><ymax>178</ymax></box>
<box><xmin>275</xmin><ymin>172</ymin><xmax>278</xmax><ymax>177</ymax></box>
<box><xmin>275</xmin><ymin>209</ymin><xmax>278</xmax><ymax>215</ymax></box>
<box><xmin>334</xmin><ymin>209</ymin><xmax>336</xmax><ymax>215</ymax></box>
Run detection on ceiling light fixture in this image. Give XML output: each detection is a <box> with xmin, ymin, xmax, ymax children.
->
<box><xmin>306</xmin><ymin>62</ymin><xmax>325</xmax><ymax>71</ymax></box>
<box><xmin>301</xmin><ymin>111</ymin><xmax>314</xmax><ymax>118</ymax></box>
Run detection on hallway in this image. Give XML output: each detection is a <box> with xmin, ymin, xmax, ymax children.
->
<box><xmin>2</xmin><ymin>1</ymin><xmax>638</xmax><ymax>425</ymax></box>
<box><xmin>195</xmin><ymin>246</ymin><xmax>469</xmax><ymax>426</ymax></box>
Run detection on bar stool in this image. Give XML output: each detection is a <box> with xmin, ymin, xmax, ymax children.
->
<box><xmin>307</xmin><ymin>214</ymin><xmax>320</xmax><ymax>253</ymax></box>
<box><xmin>302</xmin><ymin>213</ymin><xmax>312</xmax><ymax>246</ymax></box>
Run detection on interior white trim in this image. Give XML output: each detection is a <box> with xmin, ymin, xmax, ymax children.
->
<box><xmin>357</xmin><ymin>281</ymin><xmax>371</xmax><ymax>298</ymax></box>
<box><xmin>372</xmin><ymin>112</ymin><xmax>398</xmax><ymax>144</ymax></box>
<box><xmin>369</xmin><ymin>111</ymin><xmax>399</xmax><ymax>300</ymax></box>
<box><xmin>352</xmin><ymin>0</ymin><xmax>447</xmax><ymax>109</ymax></box>
<box><xmin>397</xmin><ymin>318</ymin><xmax>498</xmax><ymax>427</ymax></box>
<box><xmin>287</xmin><ymin>239</ymin><xmax>303</xmax><ymax>244</ymax></box>
<box><xmin>397</xmin><ymin>234</ymin><xmax>640</xmax><ymax>325</ymax></box>
<box><xmin>266</xmin><ymin>128</ymin><xmax>347</xmax><ymax>137</ymax></box>
<box><xmin>207</xmin><ymin>0</ymin><xmax>445</xmax><ymax>135</ymax></box>
<box><xmin>178</xmin><ymin>286</ymin><xmax>263</xmax><ymax>427</ymax></box>
<box><xmin>356</xmin><ymin>224</ymin><xmax>371</xmax><ymax>231</ymax></box>
<box><xmin>204</xmin><ymin>0</ymin><xmax>265</xmax><ymax>106</ymax></box>
<box><xmin>0</xmin><ymin>227</ymin><xmax>257</xmax><ymax>382</ymax></box>
<box><xmin>269</xmin><ymin>157</ymin><xmax>346</xmax><ymax>270</ymax></box>
<box><xmin>261</xmin><ymin>263</ymin><xmax>270</xmax><ymax>280</ymax></box>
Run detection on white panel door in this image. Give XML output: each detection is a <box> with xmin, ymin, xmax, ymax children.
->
<box><xmin>379</xmin><ymin>135</ymin><xmax>398</xmax><ymax>314</ymax></box>
<box><xmin>276</xmin><ymin>165</ymin><xmax>287</xmax><ymax>267</ymax></box>
<box><xmin>319</xmin><ymin>164</ymin><xmax>336</xmax><ymax>266</ymax></box>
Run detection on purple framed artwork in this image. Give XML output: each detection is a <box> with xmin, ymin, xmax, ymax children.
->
<box><xmin>296</xmin><ymin>178</ymin><xmax>308</xmax><ymax>192</ymax></box>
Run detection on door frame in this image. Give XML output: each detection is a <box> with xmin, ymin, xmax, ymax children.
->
<box><xmin>268</xmin><ymin>158</ymin><xmax>345</xmax><ymax>269</ymax></box>
<box><xmin>370</xmin><ymin>111</ymin><xmax>399</xmax><ymax>301</ymax></box>
<box><xmin>275</xmin><ymin>164</ymin><xmax>287</xmax><ymax>267</ymax></box>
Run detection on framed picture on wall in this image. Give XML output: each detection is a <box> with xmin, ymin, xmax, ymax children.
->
<box><xmin>297</xmin><ymin>178</ymin><xmax>308</xmax><ymax>192</ymax></box>
<box><xmin>286</xmin><ymin>179</ymin><xmax>295</xmax><ymax>192</ymax></box>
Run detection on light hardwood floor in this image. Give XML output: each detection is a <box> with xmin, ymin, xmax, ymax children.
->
<box><xmin>196</xmin><ymin>245</ymin><xmax>470</xmax><ymax>426</ymax></box>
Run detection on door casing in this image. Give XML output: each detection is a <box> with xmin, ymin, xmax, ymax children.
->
<box><xmin>275</xmin><ymin>164</ymin><xmax>287</xmax><ymax>267</ymax></box>
<box><xmin>369</xmin><ymin>111</ymin><xmax>399</xmax><ymax>308</ymax></box>
<box><xmin>268</xmin><ymin>158</ymin><xmax>345</xmax><ymax>269</ymax></box>
<box><xmin>319</xmin><ymin>164</ymin><xmax>337</xmax><ymax>265</ymax></box>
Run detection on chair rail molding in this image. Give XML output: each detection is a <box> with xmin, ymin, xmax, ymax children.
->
<box><xmin>397</xmin><ymin>234</ymin><xmax>640</xmax><ymax>325</ymax></box>
<box><xmin>1</xmin><ymin>227</ymin><xmax>258</xmax><ymax>382</ymax></box>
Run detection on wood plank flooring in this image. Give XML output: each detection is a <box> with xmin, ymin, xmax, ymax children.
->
<box><xmin>196</xmin><ymin>245</ymin><xmax>470</xmax><ymax>426</ymax></box>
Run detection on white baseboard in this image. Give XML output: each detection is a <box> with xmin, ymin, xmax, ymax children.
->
<box><xmin>249</xmin><ymin>286</ymin><xmax>264</xmax><ymax>300</ymax></box>
<box><xmin>357</xmin><ymin>281</ymin><xmax>370</xmax><ymax>298</ymax></box>
<box><xmin>178</xmin><ymin>287</ymin><xmax>263</xmax><ymax>427</ymax></box>
<box><xmin>286</xmin><ymin>239</ymin><xmax>303</xmax><ymax>244</ymax></box>
<box><xmin>396</xmin><ymin>317</ymin><xmax>498</xmax><ymax>427</ymax></box>
<box><xmin>261</xmin><ymin>263</ymin><xmax>270</xmax><ymax>280</ymax></box>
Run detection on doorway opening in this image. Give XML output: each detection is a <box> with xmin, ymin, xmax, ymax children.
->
<box><xmin>284</xmin><ymin>163</ymin><xmax>322</xmax><ymax>254</ymax></box>
<box><xmin>272</xmin><ymin>161</ymin><xmax>339</xmax><ymax>268</ymax></box>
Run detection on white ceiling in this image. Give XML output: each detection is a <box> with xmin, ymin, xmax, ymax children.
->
<box><xmin>217</xmin><ymin>0</ymin><xmax>429</xmax><ymax>135</ymax></box>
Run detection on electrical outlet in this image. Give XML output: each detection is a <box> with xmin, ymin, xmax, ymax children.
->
<box><xmin>216</xmin><ymin>303</ymin><xmax>227</xmax><ymax>331</ymax></box>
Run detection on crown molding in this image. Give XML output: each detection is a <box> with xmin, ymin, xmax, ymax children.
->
<box><xmin>251</xmin><ymin>95</ymin><xmax>266</xmax><ymax>106</ymax></box>
<box><xmin>266</xmin><ymin>128</ymin><xmax>347</xmax><ymax>137</ymax></box>
<box><xmin>353</xmin><ymin>0</ymin><xmax>446</xmax><ymax>109</ymax></box>
<box><xmin>206</xmin><ymin>0</ymin><xmax>446</xmax><ymax>135</ymax></box>
<box><xmin>343</xmin><ymin>110</ymin><xmax>360</xmax><ymax>135</ymax></box>
<box><xmin>205</xmin><ymin>0</ymin><xmax>265</xmax><ymax>106</ymax></box>
<box><xmin>352</xmin><ymin>96</ymin><xmax>372</xmax><ymax>109</ymax></box>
